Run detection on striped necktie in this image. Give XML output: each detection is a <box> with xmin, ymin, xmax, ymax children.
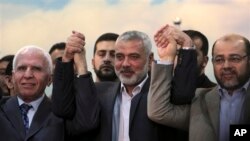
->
<box><xmin>19</xmin><ymin>103</ymin><xmax>32</xmax><ymax>134</ymax></box>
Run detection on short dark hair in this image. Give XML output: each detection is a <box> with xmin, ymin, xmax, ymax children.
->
<box><xmin>0</xmin><ymin>55</ymin><xmax>14</xmax><ymax>76</ymax></box>
<box><xmin>93</xmin><ymin>33</ymin><xmax>119</xmax><ymax>55</ymax></box>
<box><xmin>183</xmin><ymin>30</ymin><xmax>209</xmax><ymax>56</ymax></box>
<box><xmin>5</xmin><ymin>59</ymin><xmax>13</xmax><ymax>76</ymax></box>
<box><xmin>49</xmin><ymin>42</ymin><xmax>66</xmax><ymax>54</ymax></box>
<box><xmin>0</xmin><ymin>55</ymin><xmax>14</xmax><ymax>63</ymax></box>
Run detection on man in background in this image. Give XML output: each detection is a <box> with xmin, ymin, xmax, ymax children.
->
<box><xmin>46</xmin><ymin>42</ymin><xmax>65</xmax><ymax>97</ymax></box>
<box><xmin>0</xmin><ymin>55</ymin><xmax>14</xmax><ymax>96</ymax></box>
<box><xmin>92</xmin><ymin>33</ymin><xmax>119</xmax><ymax>82</ymax></box>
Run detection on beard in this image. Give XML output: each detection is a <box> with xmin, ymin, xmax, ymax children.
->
<box><xmin>215</xmin><ymin>67</ymin><xmax>250</xmax><ymax>91</ymax></box>
<box><xmin>94</xmin><ymin>66</ymin><xmax>117</xmax><ymax>82</ymax></box>
<box><xmin>115</xmin><ymin>63</ymin><xmax>148</xmax><ymax>86</ymax></box>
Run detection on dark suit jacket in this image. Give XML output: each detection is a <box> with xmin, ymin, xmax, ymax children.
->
<box><xmin>197</xmin><ymin>73</ymin><xmax>216</xmax><ymax>88</ymax></box>
<box><xmin>52</xmin><ymin>59</ymin><xmax>178</xmax><ymax>141</ymax></box>
<box><xmin>0</xmin><ymin>96</ymin><xmax>65</xmax><ymax>141</ymax></box>
<box><xmin>95</xmin><ymin>80</ymin><xmax>178</xmax><ymax>141</ymax></box>
<box><xmin>52</xmin><ymin>59</ymin><xmax>100</xmax><ymax>141</ymax></box>
<box><xmin>0</xmin><ymin>60</ymin><xmax>99</xmax><ymax>141</ymax></box>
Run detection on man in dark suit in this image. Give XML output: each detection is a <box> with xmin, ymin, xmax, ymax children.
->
<box><xmin>0</xmin><ymin>45</ymin><xmax>99</xmax><ymax>141</ymax></box>
<box><xmin>52</xmin><ymin>30</ymin><xmax>179</xmax><ymax>141</ymax></box>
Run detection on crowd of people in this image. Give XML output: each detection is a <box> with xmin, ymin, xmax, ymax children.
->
<box><xmin>0</xmin><ymin>24</ymin><xmax>249</xmax><ymax>141</ymax></box>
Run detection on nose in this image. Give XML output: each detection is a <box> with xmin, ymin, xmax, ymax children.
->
<box><xmin>24</xmin><ymin>68</ymin><xmax>34</xmax><ymax>78</ymax></box>
<box><xmin>122</xmin><ymin>57</ymin><xmax>130</xmax><ymax>67</ymax></box>
<box><xmin>222</xmin><ymin>59</ymin><xmax>232</xmax><ymax>68</ymax></box>
<box><xmin>103</xmin><ymin>54</ymin><xmax>111</xmax><ymax>64</ymax></box>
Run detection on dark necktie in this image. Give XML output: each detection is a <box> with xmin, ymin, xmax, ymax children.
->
<box><xmin>19</xmin><ymin>103</ymin><xmax>32</xmax><ymax>134</ymax></box>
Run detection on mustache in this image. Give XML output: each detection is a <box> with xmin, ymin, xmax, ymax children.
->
<box><xmin>99</xmin><ymin>64</ymin><xmax>114</xmax><ymax>69</ymax></box>
<box><xmin>221</xmin><ymin>69</ymin><xmax>236</xmax><ymax>75</ymax></box>
<box><xmin>119</xmin><ymin>68</ymin><xmax>134</xmax><ymax>73</ymax></box>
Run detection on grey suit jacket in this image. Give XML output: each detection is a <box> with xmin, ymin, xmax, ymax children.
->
<box><xmin>0</xmin><ymin>96</ymin><xmax>65</xmax><ymax>141</ymax></box>
<box><xmin>147</xmin><ymin>62</ymin><xmax>250</xmax><ymax>141</ymax></box>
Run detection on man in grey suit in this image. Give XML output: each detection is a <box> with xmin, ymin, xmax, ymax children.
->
<box><xmin>147</xmin><ymin>24</ymin><xmax>250</xmax><ymax>141</ymax></box>
<box><xmin>0</xmin><ymin>45</ymin><xmax>99</xmax><ymax>141</ymax></box>
<box><xmin>52</xmin><ymin>30</ymin><xmax>179</xmax><ymax>141</ymax></box>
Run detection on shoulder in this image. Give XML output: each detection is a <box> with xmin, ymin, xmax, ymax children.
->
<box><xmin>193</xmin><ymin>86</ymin><xmax>218</xmax><ymax>101</ymax></box>
<box><xmin>0</xmin><ymin>96</ymin><xmax>11</xmax><ymax>106</ymax></box>
<box><xmin>95</xmin><ymin>82</ymin><xmax>119</xmax><ymax>90</ymax></box>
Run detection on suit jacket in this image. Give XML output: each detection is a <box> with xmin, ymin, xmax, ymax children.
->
<box><xmin>0</xmin><ymin>96</ymin><xmax>65</xmax><ymax>141</ymax></box>
<box><xmin>147</xmin><ymin>62</ymin><xmax>250</xmax><ymax>141</ymax></box>
<box><xmin>197</xmin><ymin>73</ymin><xmax>216</xmax><ymax>88</ymax></box>
<box><xmin>95</xmin><ymin>80</ymin><xmax>178</xmax><ymax>141</ymax></box>
<box><xmin>52</xmin><ymin>60</ymin><xmax>178</xmax><ymax>141</ymax></box>
<box><xmin>0</xmin><ymin>60</ymin><xmax>99</xmax><ymax>141</ymax></box>
<box><xmin>171</xmin><ymin>49</ymin><xmax>216</xmax><ymax>105</ymax></box>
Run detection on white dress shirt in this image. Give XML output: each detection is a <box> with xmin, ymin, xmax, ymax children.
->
<box><xmin>18</xmin><ymin>94</ymin><xmax>45</xmax><ymax>127</ymax></box>
<box><xmin>118</xmin><ymin>75</ymin><xmax>148</xmax><ymax>141</ymax></box>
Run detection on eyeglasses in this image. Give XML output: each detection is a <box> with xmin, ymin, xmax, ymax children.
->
<box><xmin>212</xmin><ymin>54</ymin><xmax>248</xmax><ymax>65</ymax></box>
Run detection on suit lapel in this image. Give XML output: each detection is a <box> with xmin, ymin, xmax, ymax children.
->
<box><xmin>243</xmin><ymin>85</ymin><xmax>250</xmax><ymax>123</ymax></box>
<box><xmin>3</xmin><ymin>96</ymin><xmax>26</xmax><ymax>138</ymax></box>
<box><xmin>109</xmin><ymin>82</ymin><xmax>121</xmax><ymax>121</ymax></box>
<box><xmin>205</xmin><ymin>87</ymin><xmax>220</xmax><ymax>137</ymax></box>
<box><xmin>26</xmin><ymin>96</ymin><xmax>51</xmax><ymax>139</ymax></box>
<box><xmin>129</xmin><ymin>78</ymin><xmax>150</xmax><ymax>129</ymax></box>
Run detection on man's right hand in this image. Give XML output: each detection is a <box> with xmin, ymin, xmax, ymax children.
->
<box><xmin>154</xmin><ymin>24</ymin><xmax>192</xmax><ymax>62</ymax></box>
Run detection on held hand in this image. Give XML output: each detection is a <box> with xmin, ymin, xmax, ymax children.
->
<box><xmin>154</xmin><ymin>25</ymin><xmax>177</xmax><ymax>62</ymax></box>
<box><xmin>62</xmin><ymin>30</ymin><xmax>86</xmax><ymax>62</ymax></box>
<box><xmin>163</xmin><ymin>25</ymin><xmax>192</xmax><ymax>47</ymax></box>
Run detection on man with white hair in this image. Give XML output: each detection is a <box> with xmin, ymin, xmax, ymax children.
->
<box><xmin>0</xmin><ymin>45</ymin><xmax>99</xmax><ymax>141</ymax></box>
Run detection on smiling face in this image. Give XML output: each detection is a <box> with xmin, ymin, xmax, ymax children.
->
<box><xmin>13</xmin><ymin>48</ymin><xmax>52</xmax><ymax>102</ymax></box>
<box><xmin>212</xmin><ymin>35</ymin><xmax>250</xmax><ymax>93</ymax></box>
<box><xmin>114</xmin><ymin>39</ymin><xmax>149</xmax><ymax>86</ymax></box>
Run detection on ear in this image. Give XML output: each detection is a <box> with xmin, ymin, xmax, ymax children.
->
<box><xmin>202</xmin><ymin>56</ymin><xmax>209</xmax><ymax>68</ymax></box>
<box><xmin>47</xmin><ymin>75</ymin><xmax>53</xmax><ymax>86</ymax></box>
<box><xmin>4</xmin><ymin>75</ymin><xmax>14</xmax><ymax>89</ymax></box>
<box><xmin>148</xmin><ymin>52</ymin><xmax>154</xmax><ymax>70</ymax></box>
<box><xmin>91</xmin><ymin>58</ymin><xmax>95</xmax><ymax>69</ymax></box>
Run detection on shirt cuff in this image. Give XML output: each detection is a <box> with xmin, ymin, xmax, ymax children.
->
<box><xmin>182</xmin><ymin>45</ymin><xmax>196</xmax><ymax>50</ymax></box>
<box><xmin>155</xmin><ymin>60</ymin><xmax>173</xmax><ymax>65</ymax></box>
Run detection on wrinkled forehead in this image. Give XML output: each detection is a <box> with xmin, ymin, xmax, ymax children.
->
<box><xmin>115</xmin><ymin>40</ymin><xmax>145</xmax><ymax>53</ymax></box>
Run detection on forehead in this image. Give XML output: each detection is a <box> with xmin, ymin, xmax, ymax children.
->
<box><xmin>96</xmin><ymin>41</ymin><xmax>116</xmax><ymax>51</ymax></box>
<box><xmin>193</xmin><ymin>38</ymin><xmax>203</xmax><ymax>51</ymax></box>
<box><xmin>115</xmin><ymin>40</ymin><xmax>144</xmax><ymax>54</ymax></box>
<box><xmin>16</xmin><ymin>52</ymin><xmax>47</xmax><ymax>66</ymax></box>
<box><xmin>50</xmin><ymin>49</ymin><xmax>64</xmax><ymax>62</ymax></box>
<box><xmin>213</xmin><ymin>39</ymin><xmax>246</xmax><ymax>56</ymax></box>
<box><xmin>0</xmin><ymin>61</ymin><xmax>9</xmax><ymax>68</ymax></box>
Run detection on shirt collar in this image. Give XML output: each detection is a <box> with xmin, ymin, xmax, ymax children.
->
<box><xmin>18</xmin><ymin>94</ymin><xmax>45</xmax><ymax>111</ymax></box>
<box><xmin>218</xmin><ymin>78</ymin><xmax>250</xmax><ymax>97</ymax></box>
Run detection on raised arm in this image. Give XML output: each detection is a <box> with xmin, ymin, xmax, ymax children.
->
<box><xmin>52</xmin><ymin>31</ymin><xmax>100</xmax><ymax>135</ymax></box>
<box><xmin>147</xmin><ymin>24</ymin><xmax>194</xmax><ymax>130</ymax></box>
<box><xmin>66</xmin><ymin>31</ymin><xmax>100</xmax><ymax>134</ymax></box>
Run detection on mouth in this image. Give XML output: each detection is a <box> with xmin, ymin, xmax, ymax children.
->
<box><xmin>100</xmin><ymin>66</ymin><xmax>114</xmax><ymax>72</ymax></box>
<box><xmin>120</xmin><ymin>70</ymin><xmax>134</xmax><ymax>77</ymax></box>
<box><xmin>21</xmin><ymin>83</ymin><xmax>36</xmax><ymax>88</ymax></box>
<box><xmin>221</xmin><ymin>72</ymin><xmax>235</xmax><ymax>80</ymax></box>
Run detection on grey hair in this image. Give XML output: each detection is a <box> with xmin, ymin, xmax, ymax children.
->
<box><xmin>116</xmin><ymin>30</ymin><xmax>152</xmax><ymax>56</ymax></box>
<box><xmin>13</xmin><ymin>45</ymin><xmax>53</xmax><ymax>75</ymax></box>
